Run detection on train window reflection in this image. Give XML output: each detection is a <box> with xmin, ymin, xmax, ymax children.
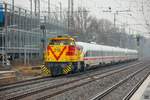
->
<box><xmin>49</xmin><ymin>39</ymin><xmax>75</xmax><ymax>45</ymax></box>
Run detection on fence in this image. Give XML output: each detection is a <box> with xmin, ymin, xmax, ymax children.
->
<box><xmin>0</xmin><ymin>3</ymin><xmax>67</xmax><ymax>65</ymax></box>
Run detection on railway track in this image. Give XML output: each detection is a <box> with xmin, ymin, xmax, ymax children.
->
<box><xmin>36</xmin><ymin>62</ymin><xmax>148</xmax><ymax>100</ymax></box>
<box><xmin>123</xmin><ymin>72</ymin><xmax>150</xmax><ymax>100</ymax></box>
<box><xmin>0</xmin><ymin>61</ymin><xmax>145</xmax><ymax>100</ymax></box>
<box><xmin>90</xmin><ymin>65</ymin><xmax>150</xmax><ymax>100</ymax></box>
<box><xmin>0</xmin><ymin>62</ymin><xmax>136</xmax><ymax>91</ymax></box>
<box><xmin>0</xmin><ymin>61</ymin><xmax>137</xmax><ymax>91</ymax></box>
<box><xmin>0</xmin><ymin>76</ymin><xmax>52</xmax><ymax>91</ymax></box>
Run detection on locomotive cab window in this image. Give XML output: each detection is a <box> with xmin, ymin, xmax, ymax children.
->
<box><xmin>49</xmin><ymin>39</ymin><xmax>75</xmax><ymax>45</ymax></box>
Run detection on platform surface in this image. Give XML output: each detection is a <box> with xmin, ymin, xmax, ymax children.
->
<box><xmin>130</xmin><ymin>75</ymin><xmax>150</xmax><ymax>100</ymax></box>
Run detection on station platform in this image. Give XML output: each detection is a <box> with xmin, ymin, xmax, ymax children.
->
<box><xmin>130</xmin><ymin>75</ymin><xmax>150</xmax><ymax>100</ymax></box>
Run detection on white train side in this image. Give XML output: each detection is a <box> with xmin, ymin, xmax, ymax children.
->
<box><xmin>76</xmin><ymin>42</ymin><xmax>138</xmax><ymax>69</ymax></box>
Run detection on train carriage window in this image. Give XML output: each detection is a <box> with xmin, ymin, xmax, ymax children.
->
<box><xmin>91</xmin><ymin>51</ymin><xmax>93</xmax><ymax>57</ymax></box>
<box><xmin>106</xmin><ymin>51</ymin><xmax>108</xmax><ymax>56</ymax></box>
<box><xmin>91</xmin><ymin>51</ymin><xmax>94</xmax><ymax>57</ymax></box>
<box><xmin>106</xmin><ymin>51</ymin><xmax>109</xmax><ymax>56</ymax></box>
<box><xmin>88</xmin><ymin>51</ymin><xmax>91</xmax><ymax>57</ymax></box>
<box><xmin>105</xmin><ymin>51</ymin><xmax>107</xmax><ymax>56</ymax></box>
<box><xmin>111</xmin><ymin>50</ymin><xmax>114</xmax><ymax>56</ymax></box>
<box><xmin>95</xmin><ymin>51</ymin><xmax>97</xmax><ymax>56</ymax></box>
<box><xmin>108</xmin><ymin>51</ymin><xmax>110</xmax><ymax>56</ymax></box>
<box><xmin>99</xmin><ymin>51</ymin><xmax>101</xmax><ymax>56</ymax></box>
<box><xmin>115</xmin><ymin>52</ymin><xmax>117</xmax><ymax>56</ymax></box>
<box><xmin>94</xmin><ymin>51</ymin><xmax>96</xmax><ymax>57</ymax></box>
<box><xmin>92</xmin><ymin>51</ymin><xmax>94</xmax><ymax>57</ymax></box>
<box><xmin>97</xmin><ymin>51</ymin><xmax>98</xmax><ymax>56</ymax></box>
<box><xmin>119</xmin><ymin>52</ymin><xmax>121</xmax><ymax>56</ymax></box>
<box><xmin>115</xmin><ymin>51</ymin><xmax>118</xmax><ymax>56</ymax></box>
<box><xmin>107</xmin><ymin>51</ymin><xmax>110</xmax><ymax>56</ymax></box>
<box><xmin>93</xmin><ymin>51</ymin><xmax>97</xmax><ymax>57</ymax></box>
<box><xmin>111</xmin><ymin>51</ymin><xmax>113</xmax><ymax>56</ymax></box>
<box><xmin>109</xmin><ymin>51</ymin><xmax>111</xmax><ymax>56</ymax></box>
<box><xmin>103</xmin><ymin>51</ymin><xmax>105</xmax><ymax>56</ymax></box>
<box><xmin>110</xmin><ymin>51</ymin><xmax>113</xmax><ymax>56</ymax></box>
<box><xmin>104</xmin><ymin>51</ymin><xmax>107</xmax><ymax>56</ymax></box>
<box><xmin>109</xmin><ymin>51</ymin><xmax>112</xmax><ymax>56</ymax></box>
<box><xmin>95</xmin><ymin>51</ymin><xmax>98</xmax><ymax>56</ymax></box>
<box><xmin>97</xmin><ymin>51</ymin><xmax>100</xmax><ymax>56</ymax></box>
<box><xmin>105</xmin><ymin>51</ymin><xmax>108</xmax><ymax>56</ymax></box>
<box><xmin>114</xmin><ymin>51</ymin><xmax>116</xmax><ymax>56</ymax></box>
<box><xmin>98</xmin><ymin>51</ymin><xmax>100</xmax><ymax>56</ymax></box>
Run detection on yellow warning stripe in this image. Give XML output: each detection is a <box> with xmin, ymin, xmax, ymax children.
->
<box><xmin>63</xmin><ymin>64</ymin><xmax>72</xmax><ymax>74</ymax></box>
<box><xmin>41</xmin><ymin>65</ymin><xmax>51</xmax><ymax>75</ymax></box>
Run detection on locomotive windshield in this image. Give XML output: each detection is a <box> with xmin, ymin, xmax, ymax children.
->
<box><xmin>49</xmin><ymin>39</ymin><xmax>75</xmax><ymax>45</ymax></box>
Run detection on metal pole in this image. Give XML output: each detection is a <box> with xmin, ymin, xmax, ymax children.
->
<box><xmin>42</xmin><ymin>27</ymin><xmax>45</xmax><ymax>61</ymax></box>
<box><xmin>34</xmin><ymin>0</ymin><xmax>36</xmax><ymax>15</ymax></box>
<box><xmin>68</xmin><ymin>0</ymin><xmax>70</xmax><ymax>33</ymax></box>
<box><xmin>71</xmin><ymin>0</ymin><xmax>74</xmax><ymax>32</ymax></box>
<box><xmin>24</xmin><ymin>46</ymin><xmax>26</xmax><ymax>65</ymax></box>
<box><xmin>48</xmin><ymin>0</ymin><xmax>50</xmax><ymax>18</ymax></box>
<box><xmin>3</xmin><ymin>3</ymin><xmax>8</xmax><ymax>67</ymax></box>
<box><xmin>40</xmin><ymin>17</ymin><xmax>46</xmax><ymax>61</ymax></box>
<box><xmin>59</xmin><ymin>2</ymin><xmax>62</xmax><ymax>21</ymax></box>
<box><xmin>30</xmin><ymin>0</ymin><xmax>32</xmax><ymax>15</ymax></box>
<box><xmin>38</xmin><ymin>0</ymin><xmax>40</xmax><ymax>17</ymax></box>
<box><xmin>119</xmin><ymin>33</ymin><xmax>122</xmax><ymax>48</ymax></box>
<box><xmin>12</xmin><ymin>0</ymin><xmax>14</xmax><ymax>12</ymax></box>
<box><xmin>44</xmin><ymin>16</ymin><xmax>46</xmax><ymax>50</ymax></box>
<box><xmin>114</xmin><ymin>13</ymin><xmax>116</xmax><ymax>28</ymax></box>
<box><xmin>28</xmin><ymin>49</ymin><xmax>29</xmax><ymax>65</ymax></box>
<box><xmin>18</xmin><ymin>8</ymin><xmax>21</xmax><ymax>58</ymax></box>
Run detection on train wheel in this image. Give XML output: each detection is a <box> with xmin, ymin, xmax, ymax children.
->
<box><xmin>72</xmin><ymin>62</ymin><xmax>78</xmax><ymax>73</ymax></box>
<box><xmin>80</xmin><ymin>61</ymin><xmax>85</xmax><ymax>72</ymax></box>
<box><xmin>85</xmin><ymin>64</ymin><xmax>90</xmax><ymax>70</ymax></box>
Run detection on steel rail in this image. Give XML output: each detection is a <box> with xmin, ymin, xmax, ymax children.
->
<box><xmin>7</xmin><ymin>62</ymin><xmax>143</xmax><ymax>100</ymax></box>
<box><xmin>0</xmin><ymin>61</ymin><xmax>138</xmax><ymax>91</ymax></box>
<box><xmin>0</xmin><ymin>76</ymin><xmax>53</xmax><ymax>91</ymax></box>
<box><xmin>123</xmin><ymin>72</ymin><xmax>150</xmax><ymax>100</ymax></box>
<box><xmin>90</xmin><ymin>65</ymin><xmax>150</xmax><ymax>100</ymax></box>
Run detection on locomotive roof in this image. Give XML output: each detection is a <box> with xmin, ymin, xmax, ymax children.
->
<box><xmin>49</xmin><ymin>37</ymin><xmax>75</xmax><ymax>41</ymax></box>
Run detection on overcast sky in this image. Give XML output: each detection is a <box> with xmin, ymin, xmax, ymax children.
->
<box><xmin>3</xmin><ymin>0</ymin><xmax>150</xmax><ymax>34</ymax></box>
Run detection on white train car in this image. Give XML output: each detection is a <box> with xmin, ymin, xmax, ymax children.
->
<box><xmin>76</xmin><ymin>42</ymin><xmax>138</xmax><ymax>69</ymax></box>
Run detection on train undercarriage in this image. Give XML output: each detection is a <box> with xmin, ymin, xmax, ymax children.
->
<box><xmin>42</xmin><ymin>62</ymin><xmax>85</xmax><ymax>76</ymax></box>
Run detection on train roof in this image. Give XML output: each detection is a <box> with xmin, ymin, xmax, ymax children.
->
<box><xmin>76</xmin><ymin>42</ymin><xmax>138</xmax><ymax>53</ymax></box>
<box><xmin>76</xmin><ymin>42</ymin><xmax>114</xmax><ymax>52</ymax></box>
